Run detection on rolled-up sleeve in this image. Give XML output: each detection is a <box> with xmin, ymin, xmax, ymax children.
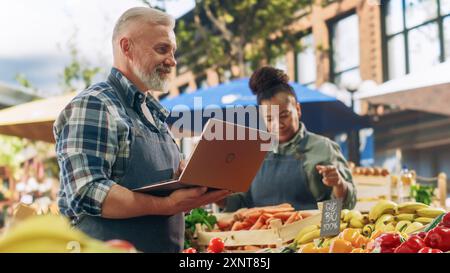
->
<box><xmin>54</xmin><ymin>95</ymin><xmax>118</xmax><ymax>217</ymax></box>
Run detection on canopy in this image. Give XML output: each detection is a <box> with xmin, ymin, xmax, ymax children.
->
<box><xmin>0</xmin><ymin>92</ymin><xmax>76</xmax><ymax>142</ymax></box>
<box><xmin>356</xmin><ymin>61</ymin><xmax>450</xmax><ymax>116</ymax></box>
<box><xmin>161</xmin><ymin>78</ymin><xmax>369</xmax><ymax>135</ymax></box>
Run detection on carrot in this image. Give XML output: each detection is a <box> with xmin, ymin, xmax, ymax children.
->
<box><xmin>231</xmin><ymin>221</ymin><xmax>246</xmax><ymax>231</ymax></box>
<box><xmin>262</xmin><ymin>207</ymin><xmax>295</xmax><ymax>214</ymax></box>
<box><xmin>244</xmin><ymin>245</ymin><xmax>262</xmax><ymax>251</ymax></box>
<box><xmin>273</xmin><ymin>212</ymin><xmax>295</xmax><ymax>221</ymax></box>
<box><xmin>284</xmin><ymin>211</ymin><xmax>298</xmax><ymax>225</ymax></box>
<box><xmin>250</xmin><ymin>216</ymin><xmax>264</xmax><ymax>230</ymax></box>
<box><xmin>245</xmin><ymin>210</ymin><xmax>263</xmax><ymax>222</ymax></box>
<box><xmin>217</xmin><ymin>218</ymin><xmax>234</xmax><ymax>231</ymax></box>
<box><xmin>299</xmin><ymin>211</ymin><xmax>314</xmax><ymax>218</ymax></box>
<box><xmin>294</xmin><ymin>212</ymin><xmax>303</xmax><ymax>222</ymax></box>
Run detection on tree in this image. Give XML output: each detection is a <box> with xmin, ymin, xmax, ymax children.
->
<box><xmin>60</xmin><ymin>34</ymin><xmax>102</xmax><ymax>93</ymax></box>
<box><xmin>176</xmin><ymin>0</ymin><xmax>316</xmax><ymax>78</ymax></box>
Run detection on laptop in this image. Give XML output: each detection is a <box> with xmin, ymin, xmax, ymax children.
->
<box><xmin>132</xmin><ymin>118</ymin><xmax>273</xmax><ymax>195</ymax></box>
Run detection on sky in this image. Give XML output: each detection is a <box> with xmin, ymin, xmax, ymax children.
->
<box><xmin>0</xmin><ymin>0</ymin><xmax>195</xmax><ymax>96</ymax></box>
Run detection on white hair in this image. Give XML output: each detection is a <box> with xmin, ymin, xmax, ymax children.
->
<box><xmin>112</xmin><ymin>7</ymin><xmax>175</xmax><ymax>43</ymax></box>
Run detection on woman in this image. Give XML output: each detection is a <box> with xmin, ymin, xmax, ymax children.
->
<box><xmin>221</xmin><ymin>66</ymin><xmax>356</xmax><ymax>211</ymax></box>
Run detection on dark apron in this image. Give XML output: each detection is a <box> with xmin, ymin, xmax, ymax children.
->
<box><xmin>250</xmin><ymin>150</ymin><xmax>318</xmax><ymax>211</ymax></box>
<box><xmin>75</xmin><ymin>75</ymin><xmax>183</xmax><ymax>253</ymax></box>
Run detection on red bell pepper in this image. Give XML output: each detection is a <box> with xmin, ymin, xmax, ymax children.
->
<box><xmin>416</xmin><ymin>231</ymin><xmax>427</xmax><ymax>239</ymax></box>
<box><xmin>394</xmin><ymin>235</ymin><xmax>425</xmax><ymax>253</ymax></box>
<box><xmin>375</xmin><ymin>233</ymin><xmax>402</xmax><ymax>253</ymax></box>
<box><xmin>418</xmin><ymin>247</ymin><xmax>443</xmax><ymax>253</ymax></box>
<box><xmin>442</xmin><ymin>212</ymin><xmax>450</xmax><ymax>228</ymax></box>
<box><xmin>424</xmin><ymin>226</ymin><xmax>450</xmax><ymax>252</ymax></box>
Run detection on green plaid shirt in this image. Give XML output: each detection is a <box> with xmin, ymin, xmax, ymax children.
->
<box><xmin>54</xmin><ymin>68</ymin><xmax>170</xmax><ymax>220</ymax></box>
<box><xmin>225</xmin><ymin>122</ymin><xmax>356</xmax><ymax>210</ymax></box>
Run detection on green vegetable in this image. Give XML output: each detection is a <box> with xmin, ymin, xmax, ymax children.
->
<box><xmin>424</xmin><ymin>213</ymin><xmax>446</xmax><ymax>232</ymax></box>
<box><xmin>184</xmin><ymin>208</ymin><xmax>217</xmax><ymax>249</ymax></box>
<box><xmin>185</xmin><ymin>208</ymin><xmax>217</xmax><ymax>232</ymax></box>
<box><xmin>410</xmin><ymin>184</ymin><xmax>435</xmax><ymax>205</ymax></box>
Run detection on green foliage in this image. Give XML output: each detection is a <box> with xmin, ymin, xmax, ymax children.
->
<box><xmin>61</xmin><ymin>42</ymin><xmax>102</xmax><ymax>93</ymax></box>
<box><xmin>14</xmin><ymin>73</ymin><xmax>36</xmax><ymax>92</ymax></box>
<box><xmin>0</xmin><ymin>135</ymin><xmax>28</xmax><ymax>171</ymax></box>
<box><xmin>184</xmin><ymin>207</ymin><xmax>217</xmax><ymax>249</ymax></box>
<box><xmin>410</xmin><ymin>184</ymin><xmax>435</xmax><ymax>205</ymax></box>
<box><xmin>176</xmin><ymin>0</ymin><xmax>314</xmax><ymax>77</ymax></box>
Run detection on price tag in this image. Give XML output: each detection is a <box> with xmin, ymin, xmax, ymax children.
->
<box><xmin>320</xmin><ymin>199</ymin><xmax>342</xmax><ymax>237</ymax></box>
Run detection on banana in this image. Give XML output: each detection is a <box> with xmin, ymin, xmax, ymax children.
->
<box><xmin>416</xmin><ymin>208</ymin><xmax>446</xmax><ymax>218</ymax></box>
<box><xmin>404</xmin><ymin>222</ymin><xmax>424</xmax><ymax>234</ymax></box>
<box><xmin>340</xmin><ymin>222</ymin><xmax>348</xmax><ymax>231</ymax></box>
<box><xmin>349</xmin><ymin>218</ymin><xmax>365</xmax><ymax>228</ymax></box>
<box><xmin>375</xmin><ymin>214</ymin><xmax>395</xmax><ymax>231</ymax></box>
<box><xmin>369</xmin><ymin>200</ymin><xmax>398</xmax><ymax>222</ymax></box>
<box><xmin>398</xmin><ymin>202</ymin><xmax>429</xmax><ymax>214</ymax></box>
<box><xmin>341</xmin><ymin>209</ymin><xmax>350</xmax><ymax>221</ymax></box>
<box><xmin>395</xmin><ymin>213</ymin><xmax>416</xmax><ymax>222</ymax></box>
<box><xmin>297</xmin><ymin>229</ymin><xmax>321</xmax><ymax>245</ymax></box>
<box><xmin>343</xmin><ymin>210</ymin><xmax>363</xmax><ymax>223</ymax></box>
<box><xmin>414</xmin><ymin>217</ymin><xmax>435</xmax><ymax>224</ymax></box>
<box><xmin>0</xmin><ymin>215</ymin><xmax>120</xmax><ymax>253</ymax></box>
<box><xmin>395</xmin><ymin>220</ymin><xmax>411</xmax><ymax>232</ymax></box>
<box><xmin>384</xmin><ymin>223</ymin><xmax>396</xmax><ymax>232</ymax></box>
<box><xmin>362</xmin><ymin>224</ymin><xmax>375</xmax><ymax>237</ymax></box>
<box><xmin>294</xmin><ymin>225</ymin><xmax>319</xmax><ymax>244</ymax></box>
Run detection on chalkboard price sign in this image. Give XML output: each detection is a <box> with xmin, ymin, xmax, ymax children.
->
<box><xmin>320</xmin><ymin>199</ymin><xmax>343</xmax><ymax>237</ymax></box>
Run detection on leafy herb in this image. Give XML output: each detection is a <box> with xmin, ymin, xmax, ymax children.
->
<box><xmin>410</xmin><ymin>184</ymin><xmax>435</xmax><ymax>205</ymax></box>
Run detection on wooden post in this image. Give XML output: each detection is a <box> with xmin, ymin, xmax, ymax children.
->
<box><xmin>438</xmin><ymin>172</ymin><xmax>447</xmax><ymax>209</ymax></box>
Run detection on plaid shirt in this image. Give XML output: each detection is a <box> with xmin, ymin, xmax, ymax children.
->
<box><xmin>54</xmin><ymin>68</ymin><xmax>170</xmax><ymax>220</ymax></box>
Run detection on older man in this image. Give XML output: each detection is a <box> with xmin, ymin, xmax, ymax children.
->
<box><xmin>54</xmin><ymin>7</ymin><xmax>230</xmax><ymax>253</ymax></box>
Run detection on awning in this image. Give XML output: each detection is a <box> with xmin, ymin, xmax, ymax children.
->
<box><xmin>161</xmin><ymin>78</ymin><xmax>369</xmax><ymax>135</ymax></box>
<box><xmin>0</xmin><ymin>92</ymin><xmax>76</xmax><ymax>142</ymax></box>
<box><xmin>356</xmin><ymin>61</ymin><xmax>450</xmax><ymax>116</ymax></box>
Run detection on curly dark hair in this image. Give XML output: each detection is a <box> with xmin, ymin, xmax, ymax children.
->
<box><xmin>249</xmin><ymin>66</ymin><xmax>297</xmax><ymax>104</ymax></box>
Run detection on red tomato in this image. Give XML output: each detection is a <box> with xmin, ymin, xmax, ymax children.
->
<box><xmin>207</xmin><ymin>237</ymin><xmax>225</xmax><ymax>253</ymax></box>
<box><xmin>182</xmin><ymin>248</ymin><xmax>197</xmax><ymax>253</ymax></box>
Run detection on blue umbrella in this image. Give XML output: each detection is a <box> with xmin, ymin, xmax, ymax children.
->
<box><xmin>161</xmin><ymin>78</ymin><xmax>368</xmax><ymax>135</ymax></box>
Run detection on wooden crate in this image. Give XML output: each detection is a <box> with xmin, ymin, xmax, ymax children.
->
<box><xmin>353</xmin><ymin>175</ymin><xmax>391</xmax><ymax>212</ymax></box>
<box><xmin>196</xmin><ymin>210</ymin><xmax>321</xmax><ymax>247</ymax></box>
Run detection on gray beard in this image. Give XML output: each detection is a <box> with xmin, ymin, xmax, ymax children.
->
<box><xmin>132</xmin><ymin>64</ymin><xmax>170</xmax><ymax>93</ymax></box>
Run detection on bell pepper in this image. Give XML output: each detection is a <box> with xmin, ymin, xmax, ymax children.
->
<box><xmin>338</xmin><ymin>228</ymin><xmax>368</xmax><ymax>248</ymax></box>
<box><xmin>424</xmin><ymin>226</ymin><xmax>450</xmax><ymax>252</ymax></box>
<box><xmin>374</xmin><ymin>233</ymin><xmax>402</xmax><ymax>253</ymax></box>
<box><xmin>418</xmin><ymin>247</ymin><xmax>443</xmax><ymax>253</ymax></box>
<box><xmin>329</xmin><ymin>239</ymin><xmax>353</xmax><ymax>253</ymax></box>
<box><xmin>394</xmin><ymin>235</ymin><xmax>425</xmax><ymax>253</ymax></box>
<box><xmin>442</xmin><ymin>212</ymin><xmax>450</xmax><ymax>228</ymax></box>
<box><xmin>297</xmin><ymin>243</ymin><xmax>320</xmax><ymax>253</ymax></box>
<box><xmin>415</xmin><ymin>231</ymin><xmax>427</xmax><ymax>239</ymax></box>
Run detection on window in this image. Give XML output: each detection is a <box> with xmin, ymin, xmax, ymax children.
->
<box><xmin>408</xmin><ymin>23</ymin><xmax>440</xmax><ymax>73</ymax></box>
<box><xmin>295</xmin><ymin>32</ymin><xmax>317</xmax><ymax>87</ymax></box>
<box><xmin>383</xmin><ymin>0</ymin><xmax>450</xmax><ymax>80</ymax></box>
<box><xmin>445</xmin><ymin>17</ymin><xmax>450</xmax><ymax>60</ymax></box>
<box><xmin>330</xmin><ymin>13</ymin><xmax>361</xmax><ymax>88</ymax></box>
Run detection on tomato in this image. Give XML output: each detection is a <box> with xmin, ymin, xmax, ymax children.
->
<box><xmin>105</xmin><ymin>239</ymin><xmax>136</xmax><ymax>252</ymax></box>
<box><xmin>207</xmin><ymin>237</ymin><xmax>225</xmax><ymax>253</ymax></box>
<box><xmin>182</xmin><ymin>247</ymin><xmax>197</xmax><ymax>253</ymax></box>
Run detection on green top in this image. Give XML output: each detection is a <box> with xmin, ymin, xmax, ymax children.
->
<box><xmin>225</xmin><ymin>122</ymin><xmax>357</xmax><ymax>210</ymax></box>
